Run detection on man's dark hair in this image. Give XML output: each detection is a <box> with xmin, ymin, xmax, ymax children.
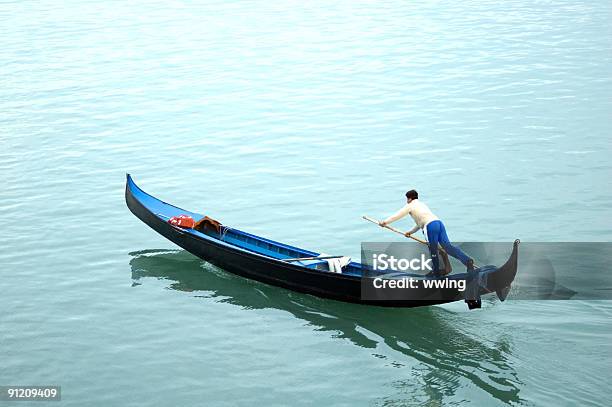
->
<box><xmin>406</xmin><ymin>190</ymin><xmax>418</xmax><ymax>200</ymax></box>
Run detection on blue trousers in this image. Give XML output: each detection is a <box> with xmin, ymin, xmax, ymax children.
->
<box><xmin>426</xmin><ymin>220</ymin><xmax>470</xmax><ymax>274</ymax></box>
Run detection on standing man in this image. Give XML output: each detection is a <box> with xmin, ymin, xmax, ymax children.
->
<box><xmin>379</xmin><ymin>190</ymin><xmax>474</xmax><ymax>276</ymax></box>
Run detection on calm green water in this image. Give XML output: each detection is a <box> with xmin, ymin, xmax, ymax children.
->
<box><xmin>1</xmin><ymin>0</ymin><xmax>611</xmax><ymax>405</ymax></box>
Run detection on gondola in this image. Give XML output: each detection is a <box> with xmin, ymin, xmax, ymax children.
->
<box><xmin>125</xmin><ymin>174</ymin><xmax>519</xmax><ymax>309</ymax></box>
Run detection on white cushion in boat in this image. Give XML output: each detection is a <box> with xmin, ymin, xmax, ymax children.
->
<box><xmin>326</xmin><ymin>256</ymin><xmax>351</xmax><ymax>274</ymax></box>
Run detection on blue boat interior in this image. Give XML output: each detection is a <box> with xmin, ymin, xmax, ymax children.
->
<box><xmin>127</xmin><ymin>175</ymin><xmax>371</xmax><ymax>277</ymax></box>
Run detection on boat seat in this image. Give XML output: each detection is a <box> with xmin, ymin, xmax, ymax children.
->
<box><xmin>300</xmin><ymin>257</ymin><xmax>351</xmax><ymax>273</ymax></box>
<box><xmin>300</xmin><ymin>256</ymin><xmax>351</xmax><ymax>273</ymax></box>
<box><xmin>303</xmin><ymin>260</ymin><xmax>329</xmax><ymax>270</ymax></box>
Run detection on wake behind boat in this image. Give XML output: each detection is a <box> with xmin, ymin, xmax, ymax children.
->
<box><xmin>125</xmin><ymin>174</ymin><xmax>519</xmax><ymax>309</ymax></box>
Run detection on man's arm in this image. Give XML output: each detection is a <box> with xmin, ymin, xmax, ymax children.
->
<box><xmin>405</xmin><ymin>224</ymin><xmax>420</xmax><ymax>236</ymax></box>
<box><xmin>380</xmin><ymin>204</ymin><xmax>410</xmax><ymax>226</ymax></box>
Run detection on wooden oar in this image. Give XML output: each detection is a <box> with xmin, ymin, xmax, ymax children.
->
<box><xmin>363</xmin><ymin>215</ymin><xmax>453</xmax><ymax>275</ymax></box>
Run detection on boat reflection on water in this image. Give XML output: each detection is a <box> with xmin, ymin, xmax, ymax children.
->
<box><xmin>129</xmin><ymin>249</ymin><xmax>523</xmax><ymax>405</ymax></box>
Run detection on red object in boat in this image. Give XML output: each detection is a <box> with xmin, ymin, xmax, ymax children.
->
<box><xmin>168</xmin><ymin>214</ymin><xmax>195</xmax><ymax>228</ymax></box>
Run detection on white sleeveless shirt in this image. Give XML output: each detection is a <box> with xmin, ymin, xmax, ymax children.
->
<box><xmin>384</xmin><ymin>199</ymin><xmax>439</xmax><ymax>230</ymax></box>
